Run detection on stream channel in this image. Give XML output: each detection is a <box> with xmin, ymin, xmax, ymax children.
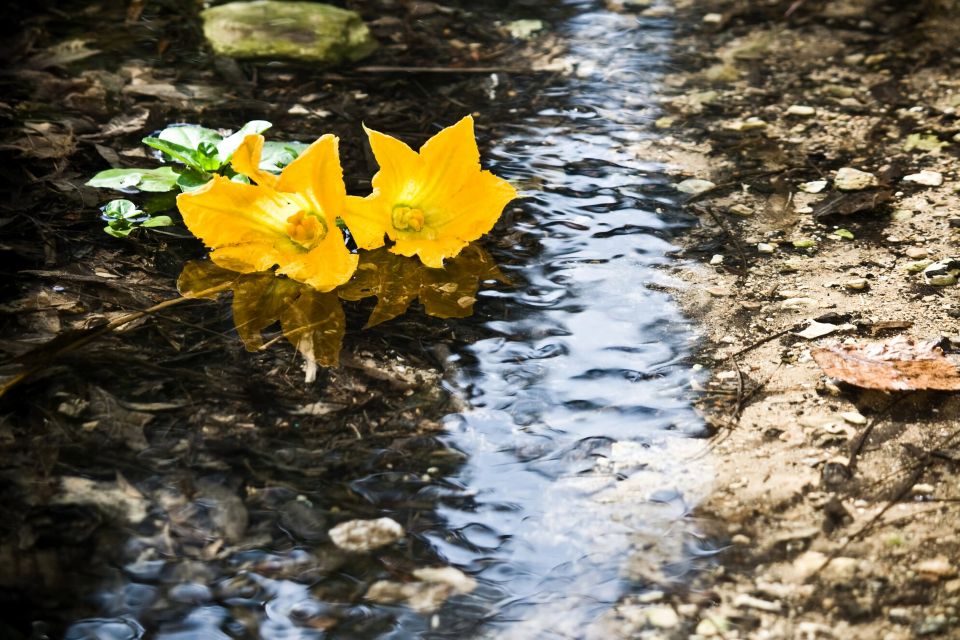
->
<box><xmin>11</xmin><ymin>1</ymin><xmax>715</xmax><ymax>638</ymax></box>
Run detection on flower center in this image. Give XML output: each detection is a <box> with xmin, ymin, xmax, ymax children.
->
<box><xmin>391</xmin><ymin>205</ymin><xmax>425</xmax><ymax>232</ymax></box>
<box><xmin>285</xmin><ymin>211</ymin><xmax>328</xmax><ymax>249</ymax></box>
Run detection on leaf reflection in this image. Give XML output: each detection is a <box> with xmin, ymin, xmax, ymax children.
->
<box><xmin>177</xmin><ymin>243</ymin><xmax>504</xmax><ymax>367</ymax></box>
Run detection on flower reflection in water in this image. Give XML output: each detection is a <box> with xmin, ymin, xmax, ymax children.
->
<box><xmin>177</xmin><ymin>243</ymin><xmax>504</xmax><ymax>372</ymax></box>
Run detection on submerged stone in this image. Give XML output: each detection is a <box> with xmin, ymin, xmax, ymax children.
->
<box><xmin>201</xmin><ymin>1</ymin><xmax>377</xmax><ymax>64</ymax></box>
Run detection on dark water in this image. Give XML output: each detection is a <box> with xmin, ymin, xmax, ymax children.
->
<box><xmin>9</xmin><ymin>2</ymin><xmax>713</xmax><ymax>639</ymax></box>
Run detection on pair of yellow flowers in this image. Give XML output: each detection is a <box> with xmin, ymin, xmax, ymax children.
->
<box><xmin>177</xmin><ymin>116</ymin><xmax>517</xmax><ymax>292</ymax></box>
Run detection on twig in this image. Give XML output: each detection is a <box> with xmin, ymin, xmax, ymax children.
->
<box><xmin>730</xmin><ymin>323</ymin><xmax>802</xmax><ymax>359</ymax></box>
<box><xmin>0</xmin><ymin>283</ymin><xmax>230</xmax><ymax>398</ymax></box>
<box><xmin>811</xmin><ymin>427</ymin><xmax>960</xmax><ymax>580</ymax></box>
<box><xmin>694</xmin><ymin>203</ymin><xmax>749</xmax><ymax>270</ymax></box>
<box><xmin>846</xmin><ymin>394</ymin><xmax>907</xmax><ymax>472</ymax></box>
<box><xmin>349</xmin><ymin>65</ymin><xmax>542</xmax><ymax>75</ymax></box>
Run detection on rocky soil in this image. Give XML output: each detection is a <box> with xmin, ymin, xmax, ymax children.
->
<box><xmin>612</xmin><ymin>0</ymin><xmax>960</xmax><ymax>637</ymax></box>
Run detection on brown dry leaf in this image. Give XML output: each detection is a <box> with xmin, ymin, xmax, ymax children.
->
<box><xmin>812</xmin><ymin>337</ymin><xmax>960</xmax><ymax>391</ymax></box>
<box><xmin>812</xmin><ymin>189</ymin><xmax>892</xmax><ymax>219</ymax></box>
<box><xmin>2</xmin><ymin>122</ymin><xmax>77</xmax><ymax>159</ymax></box>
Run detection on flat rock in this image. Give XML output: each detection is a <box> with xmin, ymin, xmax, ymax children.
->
<box><xmin>201</xmin><ymin>1</ymin><xmax>377</xmax><ymax>64</ymax></box>
<box><xmin>834</xmin><ymin>167</ymin><xmax>878</xmax><ymax>191</ymax></box>
<box><xmin>329</xmin><ymin>517</ymin><xmax>403</xmax><ymax>552</ymax></box>
<box><xmin>676</xmin><ymin>178</ymin><xmax>716</xmax><ymax>194</ymax></box>
<box><xmin>903</xmin><ymin>170</ymin><xmax>943</xmax><ymax>186</ymax></box>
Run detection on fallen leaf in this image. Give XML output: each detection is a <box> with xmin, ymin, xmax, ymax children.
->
<box><xmin>812</xmin><ymin>189</ymin><xmax>892</xmax><ymax>219</ymax></box>
<box><xmin>812</xmin><ymin>337</ymin><xmax>960</xmax><ymax>391</ymax></box>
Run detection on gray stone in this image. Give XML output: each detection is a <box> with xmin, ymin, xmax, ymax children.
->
<box><xmin>676</xmin><ymin>178</ymin><xmax>716</xmax><ymax>194</ymax></box>
<box><xmin>201</xmin><ymin>1</ymin><xmax>377</xmax><ymax>64</ymax></box>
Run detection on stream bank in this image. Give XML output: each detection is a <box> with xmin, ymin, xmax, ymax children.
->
<box><xmin>643</xmin><ymin>1</ymin><xmax>960</xmax><ymax>638</ymax></box>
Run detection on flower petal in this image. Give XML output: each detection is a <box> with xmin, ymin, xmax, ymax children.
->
<box><xmin>276</xmin><ymin>134</ymin><xmax>346</xmax><ymax>222</ymax></box>
<box><xmin>417</xmin><ymin>115</ymin><xmax>480</xmax><ymax>205</ymax></box>
<box><xmin>231</xmin><ymin>134</ymin><xmax>279</xmax><ymax>188</ymax></box>
<box><xmin>393</xmin><ymin>170</ymin><xmax>516</xmax><ymax>267</ymax></box>
<box><xmin>342</xmin><ymin>194</ymin><xmax>389</xmax><ymax>250</ymax></box>
<box><xmin>177</xmin><ymin>175</ymin><xmax>299</xmax><ymax>273</ymax></box>
<box><xmin>363</xmin><ymin>124</ymin><xmax>424</xmax><ymax>202</ymax></box>
<box><xmin>390</xmin><ymin>235</ymin><xmax>471</xmax><ymax>269</ymax></box>
<box><xmin>276</xmin><ymin>228</ymin><xmax>358</xmax><ymax>292</ymax></box>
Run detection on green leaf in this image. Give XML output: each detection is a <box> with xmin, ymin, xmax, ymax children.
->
<box><xmin>102</xmin><ymin>199</ymin><xmax>141</xmax><ymax>220</ymax></box>
<box><xmin>176</xmin><ymin>170</ymin><xmax>213</xmax><ymax>192</ymax></box>
<box><xmin>87</xmin><ymin>167</ymin><xmax>181</xmax><ymax>193</ymax></box>
<box><xmin>104</xmin><ymin>225</ymin><xmax>133</xmax><ymax>238</ymax></box>
<box><xmin>143</xmin><ymin>137</ymin><xmax>203</xmax><ymax>172</ymax></box>
<box><xmin>259</xmin><ymin>140</ymin><xmax>310</xmax><ymax>172</ymax></box>
<box><xmin>216</xmin><ymin>120</ymin><xmax>272</xmax><ymax>162</ymax></box>
<box><xmin>141</xmin><ymin>215</ymin><xmax>174</xmax><ymax>228</ymax></box>
<box><xmin>157</xmin><ymin>125</ymin><xmax>222</xmax><ymax>151</ymax></box>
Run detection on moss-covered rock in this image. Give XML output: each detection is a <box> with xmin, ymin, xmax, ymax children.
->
<box><xmin>201</xmin><ymin>1</ymin><xmax>377</xmax><ymax>64</ymax></box>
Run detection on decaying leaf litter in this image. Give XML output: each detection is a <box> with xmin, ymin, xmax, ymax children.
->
<box><xmin>0</xmin><ymin>0</ymin><xmax>559</xmax><ymax>635</ymax></box>
<box><xmin>634</xmin><ymin>0</ymin><xmax>960</xmax><ymax>638</ymax></box>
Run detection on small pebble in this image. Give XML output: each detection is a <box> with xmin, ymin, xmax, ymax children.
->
<box><xmin>677</xmin><ymin>178</ymin><xmax>716</xmax><ymax>194</ymax></box>
<box><xmin>637</xmin><ymin>590</ymin><xmax>665</xmax><ymax>604</ymax></box>
<box><xmin>905</xmin><ymin>247</ymin><xmax>928</xmax><ymax>259</ymax></box>
<box><xmin>757</xmin><ymin>242</ymin><xmax>776</xmax><ymax>254</ymax></box>
<box><xmin>781</xmin><ymin>297</ymin><xmax>817</xmax><ymax>309</ymax></box>
<box><xmin>707</xmin><ymin>286</ymin><xmax>731</xmax><ymax>297</ymax></box>
<box><xmin>844</xmin><ymin>278</ymin><xmax>869</xmax><ymax>291</ymax></box>
<box><xmin>840</xmin><ymin>411</ymin><xmax>867</xmax><ymax>425</ymax></box>
<box><xmin>911</xmin><ymin>483</ymin><xmax>935</xmax><ymax>496</ymax></box>
<box><xmin>902</xmin><ymin>170</ymin><xmax>943</xmax><ymax>187</ymax></box>
<box><xmin>915</xmin><ymin>556</ymin><xmax>955</xmax><ymax>579</ymax></box>
<box><xmin>702</xmin><ymin>12</ymin><xmax>723</xmax><ymax>23</ymax></box>
<box><xmin>834</xmin><ymin>167</ymin><xmax>878</xmax><ymax>191</ymax></box>
<box><xmin>733</xmin><ymin>594</ymin><xmax>782</xmax><ymax>613</ymax></box>
<box><xmin>798</xmin><ymin>180</ymin><xmax>827</xmax><ymax>193</ymax></box>
<box><xmin>729</xmin><ymin>203</ymin><xmax>754</xmax><ymax>216</ymax></box>
<box><xmin>646</xmin><ymin>605</ymin><xmax>679</xmax><ymax>629</ymax></box>
<box><xmin>329</xmin><ymin>517</ymin><xmax>404</xmax><ymax>552</ymax></box>
<box><xmin>786</xmin><ymin>105</ymin><xmax>816</xmax><ymax>116</ymax></box>
<box><xmin>889</xmin><ymin>607</ymin><xmax>912</xmax><ymax>624</ymax></box>
<box><xmin>710</xmin><ymin>254</ymin><xmax>724</xmax><ymax>265</ymax></box>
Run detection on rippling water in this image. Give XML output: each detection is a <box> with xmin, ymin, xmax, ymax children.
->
<box><xmin>417</xmin><ymin>6</ymin><xmax>711</xmax><ymax>637</ymax></box>
<box><xmin>45</xmin><ymin>3</ymin><xmax>714</xmax><ymax>639</ymax></box>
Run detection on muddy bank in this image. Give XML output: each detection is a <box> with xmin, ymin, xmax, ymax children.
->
<box><xmin>644</xmin><ymin>0</ymin><xmax>960</xmax><ymax>637</ymax></box>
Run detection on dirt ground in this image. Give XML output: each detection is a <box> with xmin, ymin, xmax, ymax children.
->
<box><xmin>628</xmin><ymin>0</ymin><xmax>960</xmax><ymax>637</ymax></box>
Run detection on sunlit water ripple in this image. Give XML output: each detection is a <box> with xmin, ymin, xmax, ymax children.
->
<box><xmin>416</xmin><ymin>5</ymin><xmax>712</xmax><ymax>638</ymax></box>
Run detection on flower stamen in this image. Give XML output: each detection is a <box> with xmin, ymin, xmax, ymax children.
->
<box><xmin>391</xmin><ymin>205</ymin><xmax>425</xmax><ymax>232</ymax></box>
<box><xmin>286</xmin><ymin>210</ymin><xmax>328</xmax><ymax>249</ymax></box>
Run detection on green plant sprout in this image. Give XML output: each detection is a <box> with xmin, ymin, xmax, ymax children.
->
<box><xmin>86</xmin><ymin>120</ymin><xmax>310</xmax><ymax>236</ymax></box>
<box><xmin>101</xmin><ymin>199</ymin><xmax>173</xmax><ymax>238</ymax></box>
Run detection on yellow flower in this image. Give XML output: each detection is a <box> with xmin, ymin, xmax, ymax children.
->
<box><xmin>343</xmin><ymin>115</ymin><xmax>517</xmax><ymax>268</ymax></box>
<box><xmin>176</xmin><ymin>133</ymin><xmax>357</xmax><ymax>292</ymax></box>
